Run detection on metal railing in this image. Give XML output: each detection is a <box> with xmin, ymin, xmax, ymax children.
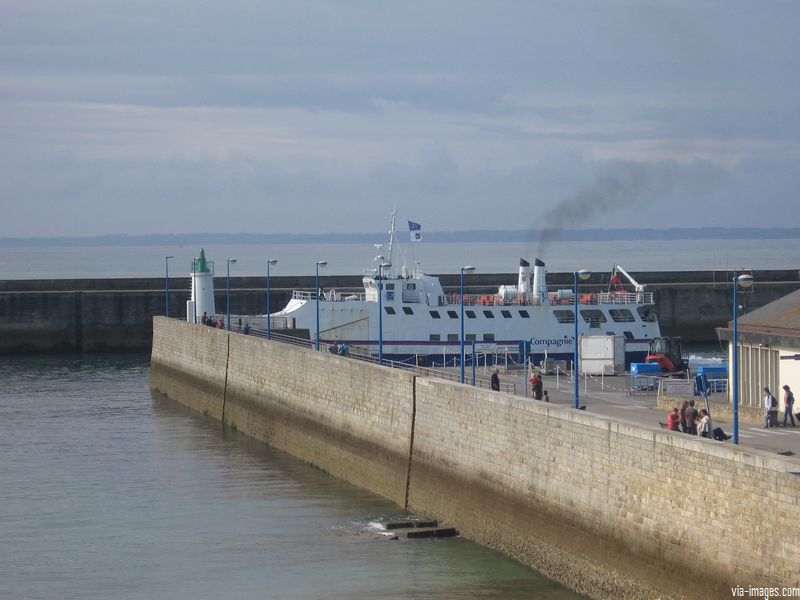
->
<box><xmin>217</xmin><ymin>319</ymin><xmax>516</xmax><ymax>394</ymax></box>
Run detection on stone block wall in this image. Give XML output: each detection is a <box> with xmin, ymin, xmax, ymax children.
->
<box><xmin>150</xmin><ymin>317</ymin><xmax>800</xmax><ymax>600</ymax></box>
<box><xmin>409</xmin><ymin>378</ymin><xmax>800</xmax><ymax>598</ymax></box>
<box><xmin>150</xmin><ymin>318</ymin><xmax>414</xmax><ymax>507</ymax></box>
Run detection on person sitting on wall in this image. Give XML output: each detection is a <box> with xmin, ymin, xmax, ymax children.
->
<box><xmin>201</xmin><ymin>312</ymin><xmax>208</xmax><ymax>325</ymax></box>
<box><xmin>667</xmin><ymin>407</ymin><xmax>680</xmax><ymax>431</ymax></box>
<box><xmin>340</xmin><ymin>341</ymin><xmax>349</xmax><ymax>357</ymax></box>
<box><xmin>243</xmin><ymin>322</ymin><xmax>251</xmax><ymax>335</ymax></box>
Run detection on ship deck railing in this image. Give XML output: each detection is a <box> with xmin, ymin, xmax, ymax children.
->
<box><xmin>291</xmin><ymin>290</ymin><xmax>366</xmax><ymax>302</ymax></box>
<box><xmin>445</xmin><ymin>290</ymin><xmax>654</xmax><ymax>307</ymax></box>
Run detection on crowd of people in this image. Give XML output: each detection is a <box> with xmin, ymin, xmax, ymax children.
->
<box><xmin>666</xmin><ymin>400</ymin><xmax>723</xmax><ymax>439</ymax></box>
<box><xmin>200</xmin><ymin>312</ymin><xmax>225</xmax><ymax>329</ymax></box>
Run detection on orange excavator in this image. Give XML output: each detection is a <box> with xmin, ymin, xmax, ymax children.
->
<box><xmin>645</xmin><ymin>337</ymin><xmax>688</xmax><ymax>373</ymax></box>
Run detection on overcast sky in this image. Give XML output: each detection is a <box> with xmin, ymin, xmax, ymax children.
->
<box><xmin>1</xmin><ymin>1</ymin><xmax>799</xmax><ymax>236</ymax></box>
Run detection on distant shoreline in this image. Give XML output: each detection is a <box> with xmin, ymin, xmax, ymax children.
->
<box><xmin>1</xmin><ymin>227</ymin><xmax>797</xmax><ymax>248</ymax></box>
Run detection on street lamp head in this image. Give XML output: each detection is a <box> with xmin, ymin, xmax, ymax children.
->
<box><xmin>462</xmin><ymin>265</ymin><xmax>476</xmax><ymax>273</ymax></box>
<box><xmin>268</xmin><ymin>259</ymin><xmax>278</xmax><ymax>266</ymax></box>
<box><xmin>166</xmin><ymin>255</ymin><xmax>175</xmax><ymax>259</ymax></box>
<box><xmin>317</xmin><ymin>260</ymin><xmax>327</xmax><ymax>268</ymax></box>
<box><xmin>228</xmin><ymin>258</ymin><xmax>237</xmax><ymax>264</ymax></box>
<box><xmin>736</xmin><ymin>274</ymin><xmax>754</xmax><ymax>288</ymax></box>
<box><xmin>577</xmin><ymin>269</ymin><xmax>591</xmax><ymax>281</ymax></box>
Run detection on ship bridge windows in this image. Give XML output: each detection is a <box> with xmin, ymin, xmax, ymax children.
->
<box><xmin>430</xmin><ymin>334</ymin><xmax>441</xmax><ymax>341</ymax></box>
<box><xmin>580</xmin><ymin>309</ymin><xmax>607</xmax><ymax>328</ymax></box>
<box><xmin>402</xmin><ymin>306</ymin><xmax>413</xmax><ymax>315</ymax></box>
<box><xmin>385</xmin><ymin>283</ymin><xmax>395</xmax><ymax>290</ymax></box>
<box><xmin>384</xmin><ymin>306</ymin><xmax>396</xmax><ymax>315</ymax></box>
<box><xmin>465</xmin><ymin>310</ymin><xmax>477</xmax><ymax>319</ymax></box>
<box><xmin>519</xmin><ymin>310</ymin><xmax>530</xmax><ymax>318</ymax></box>
<box><xmin>447</xmin><ymin>310</ymin><xmax>459</xmax><ymax>319</ymax></box>
<box><xmin>483</xmin><ymin>333</ymin><xmax>495</xmax><ymax>341</ymax></box>
<box><xmin>466</xmin><ymin>334</ymin><xmax>476</xmax><ymax>341</ymax></box>
<box><xmin>609</xmin><ymin>309</ymin><xmax>635</xmax><ymax>323</ymax></box>
<box><xmin>623</xmin><ymin>331</ymin><xmax>634</xmax><ymax>340</ymax></box>
<box><xmin>482</xmin><ymin>310</ymin><xmax>495</xmax><ymax>318</ymax></box>
<box><xmin>637</xmin><ymin>307</ymin><xmax>657</xmax><ymax>322</ymax></box>
<box><xmin>447</xmin><ymin>334</ymin><xmax>458</xmax><ymax>342</ymax></box>
<box><xmin>501</xmin><ymin>310</ymin><xmax>512</xmax><ymax>318</ymax></box>
<box><xmin>553</xmin><ymin>310</ymin><xmax>575</xmax><ymax>324</ymax></box>
<box><xmin>406</xmin><ymin>283</ymin><xmax>416</xmax><ymax>290</ymax></box>
<box><xmin>429</xmin><ymin>310</ymin><xmax>441</xmax><ymax>319</ymax></box>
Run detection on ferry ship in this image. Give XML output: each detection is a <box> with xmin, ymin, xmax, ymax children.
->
<box><xmin>271</xmin><ymin>216</ymin><xmax>661</xmax><ymax>367</ymax></box>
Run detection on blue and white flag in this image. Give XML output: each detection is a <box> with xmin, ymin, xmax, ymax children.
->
<box><xmin>408</xmin><ymin>220</ymin><xmax>422</xmax><ymax>242</ymax></box>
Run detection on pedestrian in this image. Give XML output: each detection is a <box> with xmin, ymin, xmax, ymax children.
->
<box><xmin>243</xmin><ymin>322</ymin><xmax>251</xmax><ymax>335</ymax></box>
<box><xmin>783</xmin><ymin>385</ymin><xmax>795</xmax><ymax>427</ymax></box>
<box><xmin>491</xmin><ymin>368</ymin><xmax>500</xmax><ymax>391</ymax></box>
<box><xmin>667</xmin><ymin>407</ymin><xmax>680</xmax><ymax>431</ymax></box>
<box><xmin>697</xmin><ymin>409</ymin><xmax>711</xmax><ymax>438</ymax></box>
<box><xmin>340</xmin><ymin>341</ymin><xmax>350</xmax><ymax>357</ymax></box>
<box><xmin>215</xmin><ymin>319</ymin><xmax>224</xmax><ymax>329</ymax></box>
<box><xmin>684</xmin><ymin>400</ymin><xmax>698</xmax><ymax>435</ymax></box>
<box><xmin>679</xmin><ymin>400</ymin><xmax>689</xmax><ymax>433</ymax></box>
<box><xmin>201</xmin><ymin>312</ymin><xmax>208</xmax><ymax>325</ymax></box>
<box><xmin>531</xmin><ymin>374</ymin><xmax>543</xmax><ymax>400</ymax></box>
<box><xmin>764</xmin><ymin>387</ymin><xmax>778</xmax><ymax>428</ymax></box>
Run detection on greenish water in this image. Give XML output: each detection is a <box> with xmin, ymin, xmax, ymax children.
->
<box><xmin>0</xmin><ymin>354</ymin><xmax>583</xmax><ymax>600</ymax></box>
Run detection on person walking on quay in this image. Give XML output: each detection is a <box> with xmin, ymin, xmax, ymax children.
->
<box><xmin>530</xmin><ymin>373</ymin><xmax>543</xmax><ymax>400</ymax></box>
<box><xmin>783</xmin><ymin>385</ymin><xmax>795</xmax><ymax>427</ymax></box>
<box><xmin>491</xmin><ymin>369</ymin><xmax>500</xmax><ymax>391</ymax></box>
<box><xmin>684</xmin><ymin>400</ymin><xmax>698</xmax><ymax>435</ymax></box>
<box><xmin>764</xmin><ymin>387</ymin><xmax>778</xmax><ymax>428</ymax></box>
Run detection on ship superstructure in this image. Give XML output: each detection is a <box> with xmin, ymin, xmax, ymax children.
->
<box><xmin>272</xmin><ymin>215</ymin><xmax>661</xmax><ymax>366</ymax></box>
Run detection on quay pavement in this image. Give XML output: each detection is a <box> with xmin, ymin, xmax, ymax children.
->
<box><xmin>480</xmin><ymin>367</ymin><xmax>800</xmax><ymax>461</ymax></box>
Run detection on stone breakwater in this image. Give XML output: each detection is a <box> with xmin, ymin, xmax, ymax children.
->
<box><xmin>150</xmin><ymin>317</ymin><xmax>800</xmax><ymax>600</ymax></box>
<box><xmin>4</xmin><ymin>269</ymin><xmax>800</xmax><ymax>353</ymax></box>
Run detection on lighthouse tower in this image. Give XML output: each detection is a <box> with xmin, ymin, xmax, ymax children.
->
<box><xmin>187</xmin><ymin>249</ymin><xmax>216</xmax><ymax>323</ymax></box>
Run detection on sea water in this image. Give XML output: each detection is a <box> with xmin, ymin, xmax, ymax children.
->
<box><xmin>0</xmin><ymin>354</ymin><xmax>584</xmax><ymax>600</ymax></box>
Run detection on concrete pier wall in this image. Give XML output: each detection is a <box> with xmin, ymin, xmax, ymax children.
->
<box><xmin>150</xmin><ymin>317</ymin><xmax>800</xmax><ymax>600</ymax></box>
<box><xmin>4</xmin><ymin>270</ymin><xmax>798</xmax><ymax>353</ymax></box>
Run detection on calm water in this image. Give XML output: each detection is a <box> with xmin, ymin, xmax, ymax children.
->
<box><xmin>0</xmin><ymin>354</ymin><xmax>583</xmax><ymax>600</ymax></box>
<box><xmin>0</xmin><ymin>237</ymin><xmax>797</xmax><ymax>279</ymax></box>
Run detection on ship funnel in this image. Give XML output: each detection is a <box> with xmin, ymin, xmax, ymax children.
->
<box><xmin>517</xmin><ymin>258</ymin><xmax>531</xmax><ymax>296</ymax></box>
<box><xmin>531</xmin><ymin>258</ymin><xmax>546</xmax><ymax>305</ymax></box>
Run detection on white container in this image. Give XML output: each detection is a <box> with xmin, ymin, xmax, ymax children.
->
<box><xmin>580</xmin><ymin>335</ymin><xmax>625</xmax><ymax>375</ymax></box>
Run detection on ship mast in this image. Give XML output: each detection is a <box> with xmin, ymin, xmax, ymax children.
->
<box><xmin>386</xmin><ymin>209</ymin><xmax>396</xmax><ymax>278</ymax></box>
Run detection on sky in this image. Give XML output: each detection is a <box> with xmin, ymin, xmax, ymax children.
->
<box><xmin>1</xmin><ymin>1</ymin><xmax>799</xmax><ymax>237</ymax></box>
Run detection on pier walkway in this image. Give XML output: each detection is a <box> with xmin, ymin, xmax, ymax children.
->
<box><xmin>493</xmin><ymin>367</ymin><xmax>800</xmax><ymax>461</ymax></box>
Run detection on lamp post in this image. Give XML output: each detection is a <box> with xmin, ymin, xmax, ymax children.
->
<box><xmin>266</xmin><ymin>259</ymin><xmax>278</xmax><ymax>339</ymax></box>
<box><xmin>460</xmin><ymin>265</ymin><xmax>476</xmax><ymax>383</ymax></box>
<box><xmin>164</xmin><ymin>255</ymin><xmax>174</xmax><ymax>317</ymax></box>
<box><xmin>377</xmin><ymin>262</ymin><xmax>390</xmax><ymax>364</ymax></box>
<box><xmin>226</xmin><ymin>258</ymin><xmax>237</xmax><ymax>331</ymax></box>
<box><xmin>573</xmin><ymin>269</ymin><xmax>591</xmax><ymax>408</ymax></box>
<box><xmin>315</xmin><ymin>260</ymin><xmax>327</xmax><ymax>350</ymax></box>
<box><xmin>732</xmin><ymin>273</ymin><xmax>754</xmax><ymax>444</ymax></box>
